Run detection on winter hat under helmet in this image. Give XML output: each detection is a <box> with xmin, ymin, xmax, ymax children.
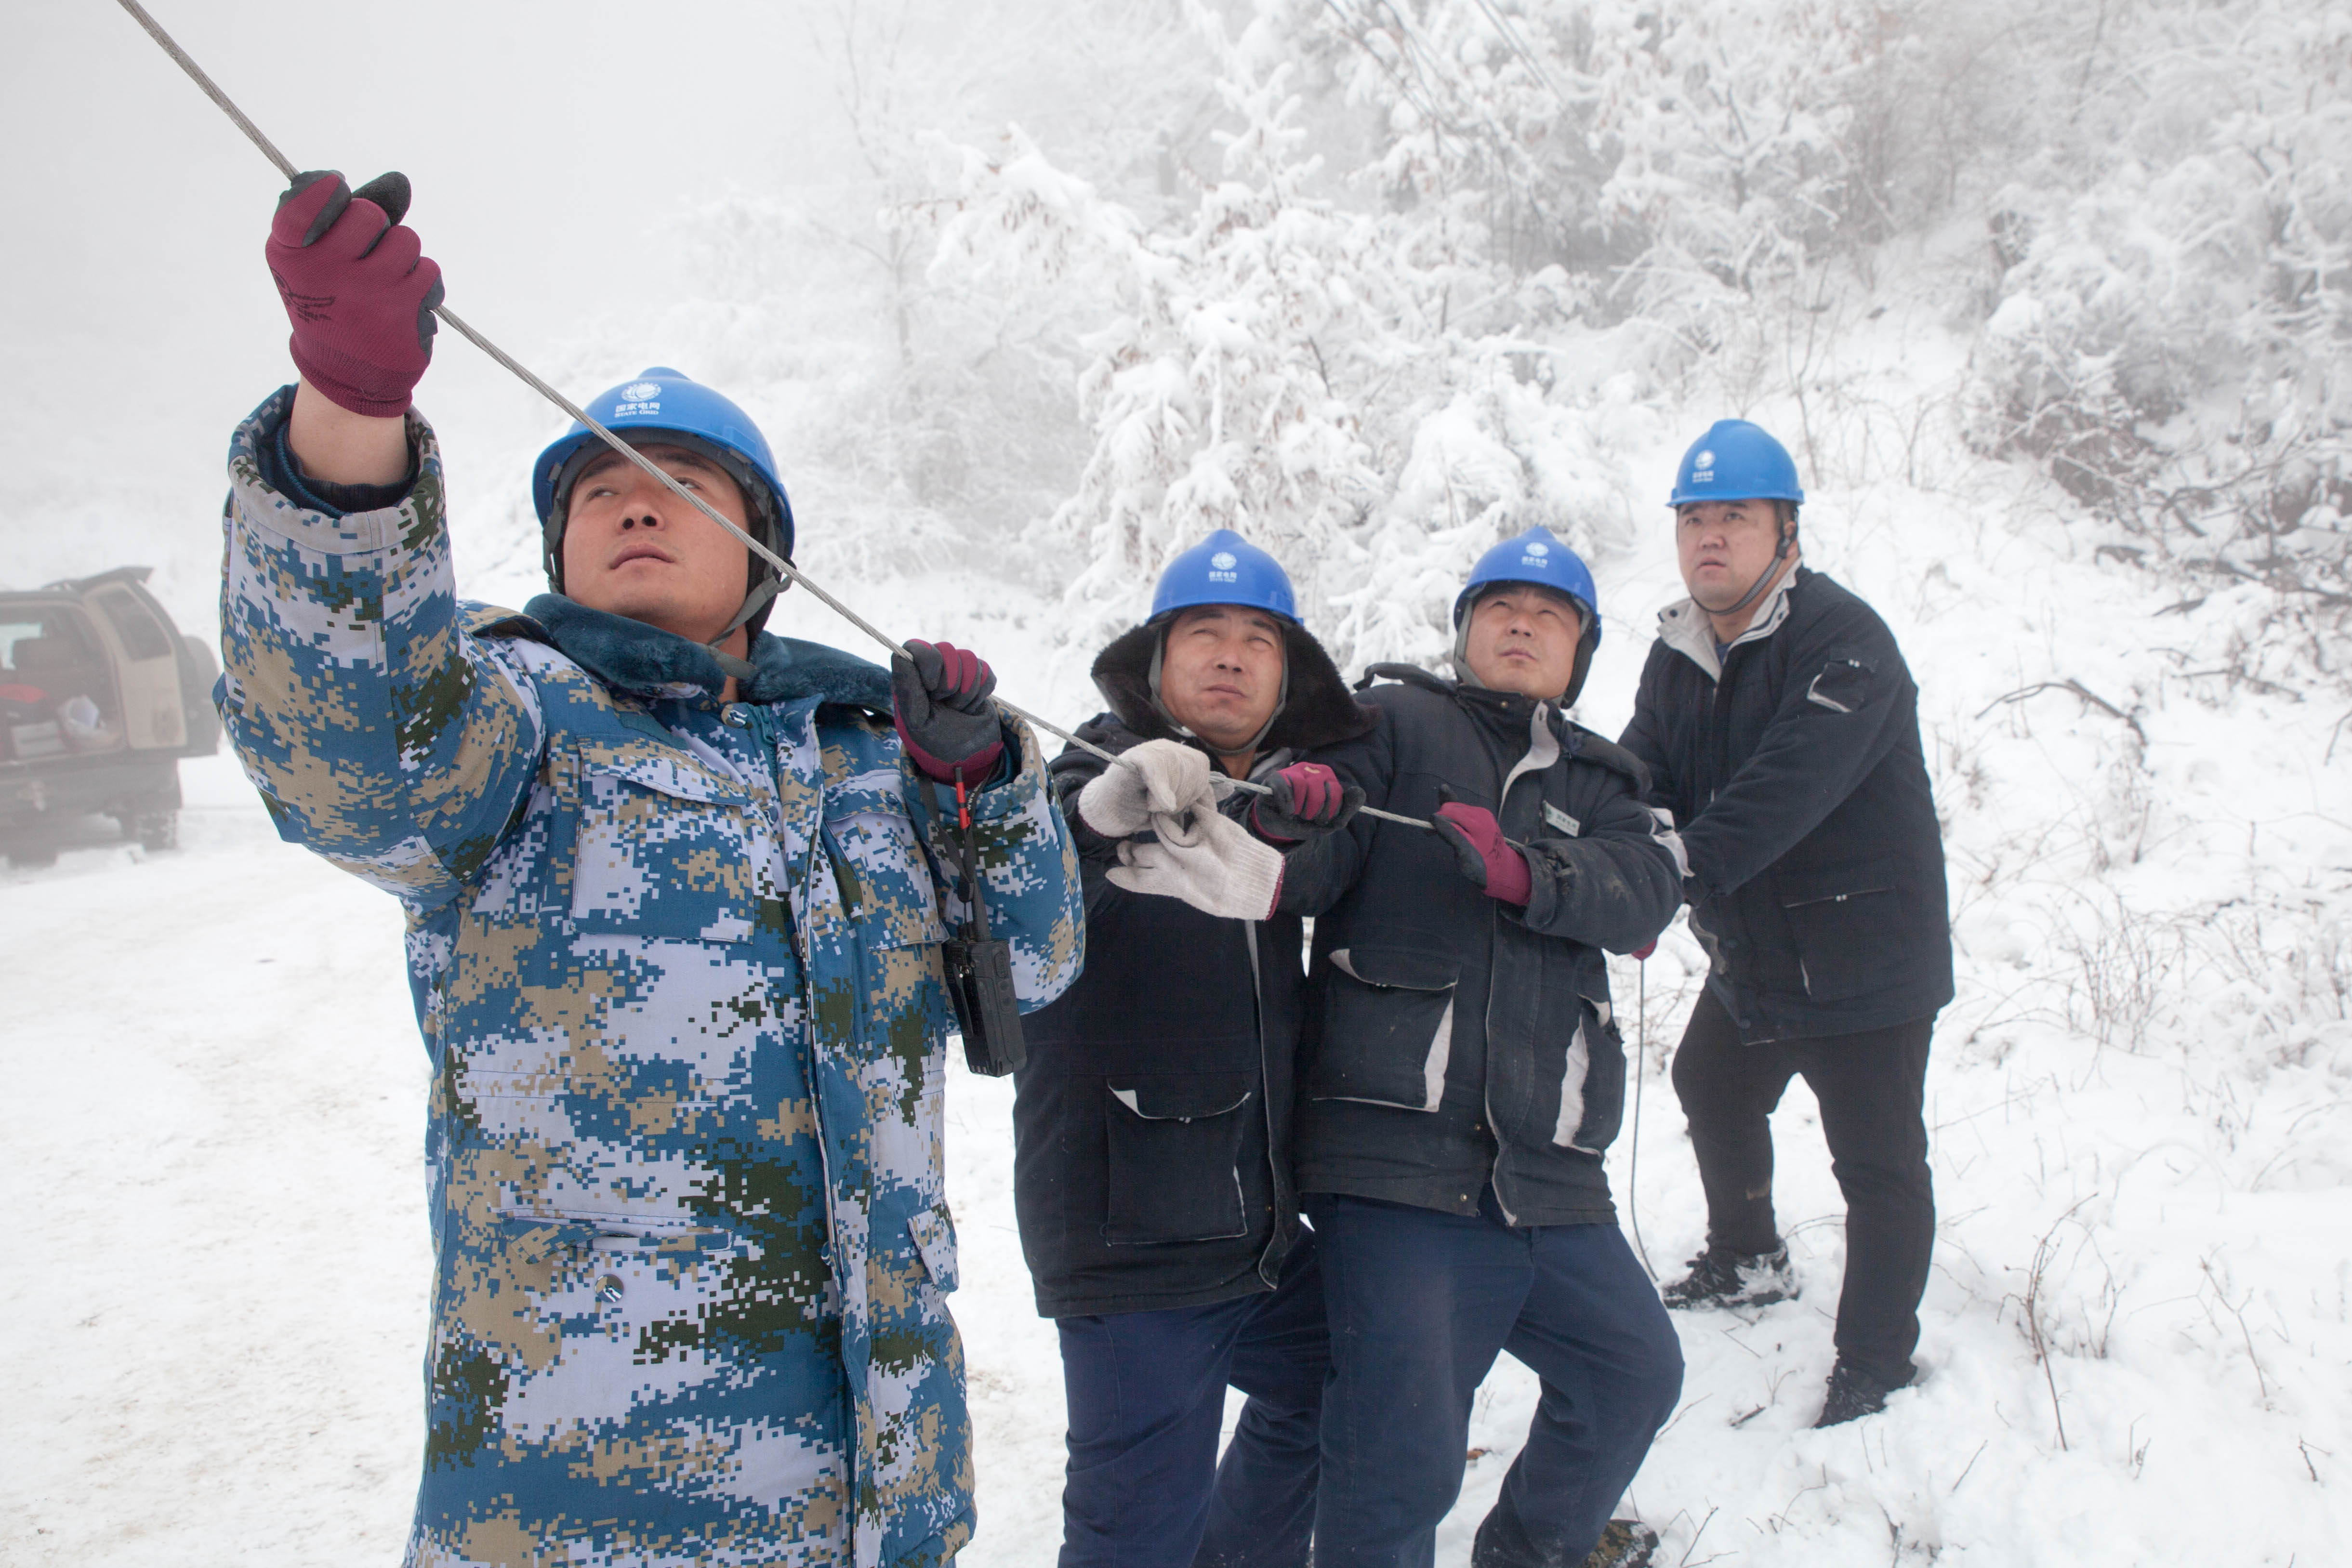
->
<box><xmin>1451</xmin><ymin>525</ymin><xmax>1603</xmax><ymax>706</ymax></box>
<box><xmin>533</xmin><ymin>368</ymin><xmax>796</xmax><ymax>670</ymax></box>
<box><xmin>1145</xmin><ymin>528</ymin><xmax>1298</xmax><ymax>751</ymax></box>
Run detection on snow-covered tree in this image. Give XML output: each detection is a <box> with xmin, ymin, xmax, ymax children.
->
<box><xmin>928</xmin><ymin>0</ymin><xmax>1668</xmax><ymax>667</ymax></box>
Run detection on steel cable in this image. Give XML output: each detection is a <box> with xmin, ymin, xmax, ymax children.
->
<box><xmin>112</xmin><ymin>0</ymin><xmax>1439</xmax><ymax>832</ymax></box>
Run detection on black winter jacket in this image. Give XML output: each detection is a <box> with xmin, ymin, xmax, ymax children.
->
<box><xmin>1281</xmin><ymin>667</ymin><xmax>1685</xmax><ymax>1228</ymax></box>
<box><xmin>1012</xmin><ymin>618</ymin><xmax>1376</xmax><ymax>1318</ymax></box>
<box><xmin>1618</xmin><ymin>567</ymin><xmax>1953</xmax><ymax>1044</ymax></box>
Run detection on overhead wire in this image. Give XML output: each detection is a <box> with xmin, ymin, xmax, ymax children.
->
<box><xmin>111</xmin><ymin>0</ymin><xmax>1441</xmax><ymax>834</ymax></box>
<box><xmin>1465</xmin><ymin>0</ymin><xmax>1567</xmax><ymax>107</ymax></box>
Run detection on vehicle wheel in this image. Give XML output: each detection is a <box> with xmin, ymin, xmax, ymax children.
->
<box><xmin>135</xmin><ymin>812</ymin><xmax>178</xmax><ymax>852</ymax></box>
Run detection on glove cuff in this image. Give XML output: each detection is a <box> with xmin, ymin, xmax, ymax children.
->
<box><xmin>1488</xmin><ymin>848</ymin><xmax>1533</xmax><ymax>906</ymax></box>
<box><xmin>1229</xmin><ymin>831</ymin><xmax>1286</xmax><ymax>921</ymax></box>
<box><xmin>291</xmin><ymin>339</ymin><xmax>417</xmax><ymax>418</ymax></box>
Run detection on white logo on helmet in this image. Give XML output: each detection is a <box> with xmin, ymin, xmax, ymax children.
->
<box><xmin>1210</xmin><ymin>552</ymin><xmax>1239</xmax><ymax>570</ymax></box>
<box><xmin>1525</xmin><ymin>540</ymin><xmax>1550</xmax><ymax>557</ymax></box>
<box><xmin>621</xmin><ymin>381</ymin><xmax>663</xmax><ymax>403</ymax></box>
<box><xmin>1691</xmin><ymin>448</ymin><xmax>1717</xmax><ymax>484</ymax></box>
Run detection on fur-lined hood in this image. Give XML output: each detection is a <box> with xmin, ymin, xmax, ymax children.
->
<box><xmin>1089</xmin><ymin>618</ymin><xmax>1377</xmax><ymax>752</ymax></box>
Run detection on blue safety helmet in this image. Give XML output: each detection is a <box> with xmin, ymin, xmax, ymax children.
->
<box><xmin>1145</xmin><ymin>528</ymin><xmax>1300</xmax><ymax>750</ymax></box>
<box><xmin>532</xmin><ymin>368</ymin><xmax>796</xmax><ymax>644</ymax></box>
<box><xmin>1452</xmin><ymin>526</ymin><xmax>1603</xmax><ymax>705</ymax></box>
<box><xmin>1668</xmin><ymin>420</ymin><xmax>1803</xmax><ymax>619</ymax></box>
<box><xmin>1667</xmin><ymin>419</ymin><xmax>1804</xmax><ymax>509</ymax></box>
<box><xmin>1149</xmin><ymin>528</ymin><xmax>1298</xmax><ymax>624</ymax></box>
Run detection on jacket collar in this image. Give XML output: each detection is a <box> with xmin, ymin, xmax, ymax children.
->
<box><xmin>1091</xmin><ymin>617</ymin><xmax>1377</xmax><ymax>753</ymax></box>
<box><xmin>1358</xmin><ymin>661</ymin><xmax>1562</xmax><ymax>748</ymax></box>
<box><xmin>1655</xmin><ymin>565</ymin><xmax>1806</xmax><ymax>681</ymax></box>
<box><xmin>521</xmin><ymin>593</ymin><xmax>892</xmax><ymax>710</ymax></box>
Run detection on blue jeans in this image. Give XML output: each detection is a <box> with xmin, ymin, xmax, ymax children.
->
<box><xmin>1055</xmin><ymin>1235</ymin><xmax>1327</xmax><ymax>1568</ymax></box>
<box><xmin>1307</xmin><ymin>1192</ymin><xmax>1683</xmax><ymax>1568</ymax></box>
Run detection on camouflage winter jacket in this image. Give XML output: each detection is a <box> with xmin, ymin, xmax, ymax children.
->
<box><xmin>216</xmin><ymin>389</ymin><xmax>1084</xmax><ymax>1568</ymax></box>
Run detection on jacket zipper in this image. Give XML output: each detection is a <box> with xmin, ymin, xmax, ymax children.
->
<box><xmin>1480</xmin><ymin>703</ymin><xmax>1556</xmax><ymax>1229</ymax></box>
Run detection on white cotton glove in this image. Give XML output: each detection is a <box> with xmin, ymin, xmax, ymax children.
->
<box><xmin>1076</xmin><ymin>739</ymin><xmax>1216</xmax><ymax>838</ymax></box>
<box><xmin>1107</xmin><ymin>799</ymin><xmax>1285</xmax><ymax>922</ymax></box>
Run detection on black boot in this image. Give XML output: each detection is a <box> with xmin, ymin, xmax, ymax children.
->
<box><xmin>1579</xmin><ymin>1521</ymin><xmax>1659</xmax><ymax>1568</ymax></box>
<box><xmin>1814</xmin><ymin>1357</ymin><xmax>1915</xmax><ymax>1426</ymax></box>
<box><xmin>1472</xmin><ymin>1502</ymin><xmax>1658</xmax><ymax>1568</ymax></box>
<box><xmin>1661</xmin><ymin>1243</ymin><xmax>1794</xmax><ymax>1310</ymax></box>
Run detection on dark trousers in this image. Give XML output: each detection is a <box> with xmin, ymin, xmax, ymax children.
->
<box><xmin>1672</xmin><ymin>985</ymin><xmax>1936</xmax><ymax>1383</ymax></box>
<box><xmin>1306</xmin><ymin>1192</ymin><xmax>1683</xmax><ymax>1568</ymax></box>
<box><xmin>1055</xmin><ymin>1234</ymin><xmax>1327</xmax><ymax>1568</ymax></box>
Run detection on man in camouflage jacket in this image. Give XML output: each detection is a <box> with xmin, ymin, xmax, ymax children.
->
<box><xmin>218</xmin><ymin>170</ymin><xmax>1084</xmax><ymax>1568</ymax></box>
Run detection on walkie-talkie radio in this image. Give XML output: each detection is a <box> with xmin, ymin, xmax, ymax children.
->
<box><xmin>939</xmin><ymin>774</ymin><xmax>1027</xmax><ymax>1077</ymax></box>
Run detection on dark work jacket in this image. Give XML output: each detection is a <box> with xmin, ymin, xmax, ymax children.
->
<box><xmin>1013</xmin><ymin>618</ymin><xmax>1376</xmax><ymax>1318</ymax></box>
<box><xmin>1619</xmin><ymin>567</ymin><xmax>1954</xmax><ymax>1045</ymax></box>
<box><xmin>1281</xmin><ymin>667</ymin><xmax>1685</xmax><ymax>1227</ymax></box>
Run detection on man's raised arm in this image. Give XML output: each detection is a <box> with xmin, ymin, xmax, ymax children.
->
<box><xmin>219</xmin><ymin>171</ymin><xmax>542</xmax><ymax>911</ymax></box>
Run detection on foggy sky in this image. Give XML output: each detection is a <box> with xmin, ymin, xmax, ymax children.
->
<box><xmin>0</xmin><ymin>0</ymin><xmax>847</xmax><ymax>621</ymax></box>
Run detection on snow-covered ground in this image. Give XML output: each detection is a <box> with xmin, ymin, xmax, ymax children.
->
<box><xmin>6</xmin><ymin>436</ymin><xmax>2347</xmax><ymax>1564</ymax></box>
<box><xmin>4</xmin><ymin>6</ymin><xmax>2347</xmax><ymax>1558</ymax></box>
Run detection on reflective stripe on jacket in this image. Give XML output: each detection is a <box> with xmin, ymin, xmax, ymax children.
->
<box><xmin>1281</xmin><ymin>669</ymin><xmax>1684</xmax><ymax>1227</ymax></box>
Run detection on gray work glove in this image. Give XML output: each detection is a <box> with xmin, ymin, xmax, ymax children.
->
<box><xmin>1107</xmin><ymin>799</ymin><xmax>1284</xmax><ymax>921</ymax></box>
<box><xmin>1076</xmin><ymin>738</ymin><xmax>1216</xmax><ymax>838</ymax></box>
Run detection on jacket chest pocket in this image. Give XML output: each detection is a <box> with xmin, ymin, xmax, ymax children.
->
<box><xmin>565</xmin><ymin>742</ymin><xmax>769</xmax><ymax>943</ymax></box>
<box><xmin>1307</xmin><ymin>947</ymin><xmax>1460</xmax><ymax>1113</ymax></box>
<box><xmin>822</xmin><ymin>776</ymin><xmax>951</xmax><ymax>951</ymax></box>
<box><xmin>1777</xmin><ymin>860</ymin><xmax>1903</xmax><ymax>1001</ymax></box>
<box><xmin>1102</xmin><ymin>1073</ymin><xmax>1255</xmax><ymax>1245</ymax></box>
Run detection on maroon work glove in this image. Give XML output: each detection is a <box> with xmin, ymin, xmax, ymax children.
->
<box><xmin>1431</xmin><ymin>799</ymin><xmax>1533</xmax><ymax>906</ymax></box>
<box><xmin>266</xmin><ymin>171</ymin><xmax>444</xmax><ymax>416</ymax></box>
<box><xmin>1250</xmin><ymin>761</ymin><xmax>1363</xmax><ymax>843</ymax></box>
<box><xmin>892</xmin><ymin>640</ymin><xmax>1005</xmax><ymax>784</ymax></box>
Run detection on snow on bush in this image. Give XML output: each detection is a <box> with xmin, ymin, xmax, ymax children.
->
<box><xmin>1965</xmin><ymin>1</ymin><xmax>2352</xmax><ymax>693</ymax></box>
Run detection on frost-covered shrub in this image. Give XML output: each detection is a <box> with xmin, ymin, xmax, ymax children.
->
<box><xmin>1274</xmin><ymin>0</ymin><xmax>2038</xmax><ymax>338</ymax></box>
<box><xmin>1966</xmin><ymin>1</ymin><xmax>2352</xmax><ymax>685</ymax></box>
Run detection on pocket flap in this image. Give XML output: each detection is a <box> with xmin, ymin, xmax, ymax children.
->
<box><xmin>1329</xmin><ymin>946</ymin><xmax>1460</xmax><ymax>992</ymax></box>
<box><xmin>908</xmin><ymin>1203</ymin><xmax>959</xmax><ymax>1292</ymax></box>
<box><xmin>823</xmin><ymin>767</ymin><xmax>907</xmax><ymax>821</ymax></box>
<box><xmin>1109</xmin><ymin>1072</ymin><xmax>1255</xmax><ymax>1121</ymax></box>
<box><xmin>1777</xmin><ymin>859</ymin><xmax>1897</xmax><ymax>909</ymax></box>
<box><xmin>577</xmin><ymin>738</ymin><xmax>751</xmax><ymax>805</ymax></box>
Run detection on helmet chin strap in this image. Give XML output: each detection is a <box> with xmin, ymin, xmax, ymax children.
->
<box><xmin>1697</xmin><ymin>524</ymin><xmax>1798</xmax><ymax>621</ymax></box>
<box><xmin>704</xmin><ymin>576</ymin><xmax>783</xmax><ymax>682</ymax></box>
